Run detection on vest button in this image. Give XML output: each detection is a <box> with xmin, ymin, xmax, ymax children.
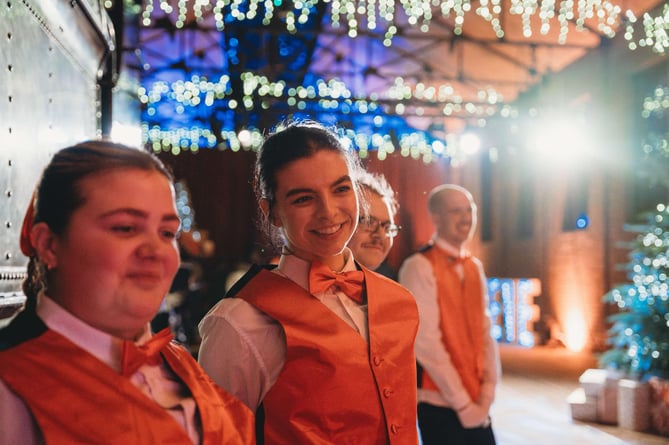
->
<box><xmin>373</xmin><ymin>356</ymin><xmax>384</xmax><ymax>366</ymax></box>
<box><xmin>383</xmin><ymin>387</ymin><xmax>394</xmax><ymax>398</ymax></box>
<box><xmin>390</xmin><ymin>424</ymin><xmax>400</xmax><ymax>434</ymax></box>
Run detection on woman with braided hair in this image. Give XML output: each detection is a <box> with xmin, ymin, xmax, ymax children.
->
<box><xmin>0</xmin><ymin>140</ymin><xmax>254</xmax><ymax>444</ymax></box>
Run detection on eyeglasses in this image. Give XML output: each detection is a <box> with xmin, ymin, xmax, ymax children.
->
<box><xmin>358</xmin><ymin>216</ymin><xmax>401</xmax><ymax>238</ymax></box>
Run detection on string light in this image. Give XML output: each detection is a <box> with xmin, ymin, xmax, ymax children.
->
<box><xmin>603</xmin><ymin>201</ymin><xmax>669</xmax><ymax>377</ymax></box>
<box><xmin>598</xmin><ymin>84</ymin><xmax>669</xmax><ymax>377</ymax></box>
<box><xmin>624</xmin><ymin>4</ymin><xmax>669</xmax><ymax>54</ymax></box>
<box><xmin>139</xmin><ymin>0</ymin><xmax>645</xmax><ymax>45</ymax></box>
<box><xmin>134</xmin><ymin>1</ymin><xmax>666</xmax><ymax>161</ymax></box>
<box><xmin>640</xmin><ymin>85</ymin><xmax>669</xmax><ymax>157</ymax></box>
<box><xmin>139</xmin><ymin>70</ymin><xmax>517</xmax><ymax>162</ymax></box>
<box><xmin>139</xmin><ymin>73</ymin><xmax>510</xmax><ymax>120</ymax></box>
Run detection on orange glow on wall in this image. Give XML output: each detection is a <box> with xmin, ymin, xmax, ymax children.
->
<box><xmin>563</xmin><ymin>308</ymin><xmax>588</xmax><ymax>352</ymax></box>
<box><xmin>551</xmin><ymin>265</ymin><xmax>601</xmax><ymax>352</ymax></box>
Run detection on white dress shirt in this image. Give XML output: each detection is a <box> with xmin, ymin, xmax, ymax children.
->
<box><xmin>398</xmin><ymin>236</ymin><xmax>500</xmax><ymax>412</ymax></box>
<box><xmin>0</xmin><ymin>294</ymin><xmax>200</xmax><ymax>445</ymax></box>
<box><xmin>197</xmin><ymin>248</ymin><xmax>368</xmax><ymax>411</ymax></box>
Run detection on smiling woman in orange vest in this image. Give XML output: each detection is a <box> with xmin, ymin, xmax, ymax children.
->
<box><xmin>198</xmin><ymin>120</ymin><xmax>420</xmax><ymax>444</ymax></box>
<box><xmin>0</xmin><ymin>141</ymin><xmax>254</xmax><ymax>445</ymax></box>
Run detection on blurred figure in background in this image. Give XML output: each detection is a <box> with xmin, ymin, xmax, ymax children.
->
<box><xmin>347</xmin><ymin>170</ymin><xmax>401</xmax><ymax>272</ymax></box>
<box><xmin>349</xmin><ymin>170</ymin><xmax>428</xmax><ymax>444</ymax></box>
<box><xmin>399</xmin><ymin>184</ymin><xmax>500</xmax><ymax>445</ymax></box>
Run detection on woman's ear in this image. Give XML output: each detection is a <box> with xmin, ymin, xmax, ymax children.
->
<box><xmin>260</xmin><ymin>199</ymin><xmax>282</xmax><ymax>228</ymax></box>
<box><xmin>31</xmin><ymin>222</ymin><xmax>59</xmax><ymax>270</ymax></box>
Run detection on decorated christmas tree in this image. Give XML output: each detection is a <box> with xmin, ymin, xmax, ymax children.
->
<box><xmin>600</xmin><ymin>203</ymin><xmax>669</xmax><ymax>380</ymax></box>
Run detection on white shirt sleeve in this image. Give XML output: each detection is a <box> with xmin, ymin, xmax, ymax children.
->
<box><xmin>398</xmin><ymin>253</ymin><xmax>472</xmax><ymax>410</ymax></box>
<box><xmin>475</xmin><ymin>261</ymin><xmax>501</xmax><ymax>410</ymax></box>
<box><xmin>198</xmin><ymin>298</ymin><xmax>286</xmax><ymax>412</ymax></box>
<box><xmin>0</xmin><ymin>379</ymin><xmax>42</xmax><ymax>445</ymax></box>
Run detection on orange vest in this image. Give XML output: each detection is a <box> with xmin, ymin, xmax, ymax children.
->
<box><xmin>0</xmin><ymin>312</ymin><xmax>254</xmax><ymax>445</ymax></box>
<box><xmin>237</xmin><ymin>265</ymin><xmax>419</xmax><ymax>445</ymax></box>
<box><xmin>419</xmin><ymin>246</ymin><xmax>485</xmax><ymax>401</ymax></box>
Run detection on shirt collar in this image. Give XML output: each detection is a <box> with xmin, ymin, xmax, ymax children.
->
<box><xmin>432</xmin><ymin>235</ymin><xmax>468</xmax><ymax>258</ymax></box>
<box><xmin>277</xmin><ymin>247</ymin><xmax>358</xmax><ymax>291</ymax></box>
<box><xmin>36</xmin><ymin>294</ymin><xmax>152</xmax><ymax>373</ymax></box>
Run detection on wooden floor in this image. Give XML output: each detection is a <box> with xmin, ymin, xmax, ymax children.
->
<box><xmin>491</xmin><ymin>346</ymin><xmax>667</xmax><ymax>445</ymax></box>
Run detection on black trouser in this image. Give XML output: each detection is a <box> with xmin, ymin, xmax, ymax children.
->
<box><xmin>418</xmin><ymin>402</ymin><xmax>497</xmax><ymax>445</ymax></box>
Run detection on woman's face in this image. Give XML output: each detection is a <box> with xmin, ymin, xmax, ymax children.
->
<box><xmin>44</xmin><ymin>168</ymin><xmax>181</xmax><ymax>339</ymax></box>
<box><xmin>348</xmin><ymin>190</ymin><xmax>395</xmax><ymax>270</ymax></box>
<box><xmin>269</xmin><ymin>150</ymin><xmax>359</xmax><ymax>270</ymax></box>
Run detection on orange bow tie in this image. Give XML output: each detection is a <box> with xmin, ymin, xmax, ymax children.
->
<box><xmin>120</xmin><ymin>328</ymin><xmax>174</xmax><ymax>377</ymax></box>
<box><xmin>309</xmin><ymin>261</ymin><xmax>366</xmax><ymax>304</ymax></box>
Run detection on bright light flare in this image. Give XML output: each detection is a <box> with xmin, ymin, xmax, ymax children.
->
<box><xmin>563</xmin><ymin>308</ymin><xmax>588</xmax><ymax>352</ymax></box>
<box><xmin>460</xmin><ymin>132</ymin><xmax>481</xmax><ymax>154</ymax></box>
<box><xmin>238</xmin><ymin>129</ymin><xmax>252</xmax><ymax>148</ymax></box>
<box><xmin>110</xmin><ymin>121</ymin><xmax>143</xmax><ymax>147</ymax></box>
<box><xmin>526</xmin><ymin>115</ymin><xmax>595</xmax><ymax>166</ymax></box>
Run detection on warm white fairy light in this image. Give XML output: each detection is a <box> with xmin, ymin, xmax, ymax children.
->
<box><xmin>139</xmin><ymin>70</ymin><xmax>507</xmax><ymax>162</ymax></box>
<box><xmin>624</xmin><ymin>3</ymin><xmax>669</xmax><ymax>54</ymax></box>
<box><xmin>140</xmin><ymin>72</ymin><xmax>509</xmax><ymax>125</ymax></box>
<box><xmin>135</xmin><ymin>0</ymin><xmax>665</xmax><ymax>162</ymax></box>
<box><xmin>142</xmin><ymin>0</ymin><xmax>637</xmax><ymax>45</ymax></box>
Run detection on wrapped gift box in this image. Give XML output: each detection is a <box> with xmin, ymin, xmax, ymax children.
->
<box><xmin>578</xmin><ymin>368</ymin><xmax>619</xmax><ymax>424</ymax></box>
<box><xmin>618</xmin><ymin>379</ymin><xmax>650</xmax><ymax>432</ymax></box>
<box><xmin>598</xmin><ymin>378</ymin><xmax>619</xmax><ymax>425</ymax></box>
<box><xmin>649</xmin><ymin>377</ymin><xmax>669</xmax><ymax>437</ymax></box>
<box><xmin>579</xmin><ymin>368</ymin><xmax>609</xmax><ymax>397</ymax></box>
<box><xmin>568</xmin><ymin>387</ymin><xmax>598</xmax><ymax>423</ymax></box>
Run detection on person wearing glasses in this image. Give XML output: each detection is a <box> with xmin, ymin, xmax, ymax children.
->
<box><xmin>347</xmin><ymin>170</ymin><xmax>401</xmax><ymax>274</ymax></box>
<box><xmin>348</xmin><ymin>170</ymin><xmax>427</xmax><ymax>444</ymax></box>
<box><xmin>398</xmin><ymin>184</ymin><xmax>500</xmax><ymax>445</ymax></box>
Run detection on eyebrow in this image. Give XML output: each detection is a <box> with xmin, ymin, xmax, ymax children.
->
<box><xmin>284</xmin><ymin>175</ymin><xmax>351</xmax><ymax>199</ymax></box>
<box><xmin>100</xmin><ymin>208</ymin><xmax>181</xmax><ymax>223</ymax></box>
<box><xmin>361</xmin><ymin>215</ymin><xmax>391</xmax><ymax>223</ymax></box>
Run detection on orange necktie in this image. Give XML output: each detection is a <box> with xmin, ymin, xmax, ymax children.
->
<box><xmin>120</xmin><ymin>328</ymin><xmax>174</xmax><ymax>377</ymax></box>
<box><xmin>309</xmin><ymin>261</ymin><xmax>366</xmax><ymax>304</ymax></box>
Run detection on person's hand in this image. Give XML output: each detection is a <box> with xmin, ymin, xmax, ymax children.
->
<box><xmin>478</xmin><ymin>392</ymin><xmax>493</xmax><ymax>414</ymax></box>
<box><xmin>456</xmin><ymin>402</ymin><xmax>490</xmax><ymax>429</ymax></box>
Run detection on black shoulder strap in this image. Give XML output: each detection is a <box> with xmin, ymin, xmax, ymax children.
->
<box><xmin>225</xmin><ymin>263</ymin><xmax>277</xmax><ymax>298</ymax></box>
<box><xmin>0</xmin><ymin>307</ymin><xmax>47</xmax><ymax>351</ymax></box>
<box><xmin>416</xmin><ymin>361</ymin><xmax>424</xmax><ymax>388</ymax></box>
<box><xmin>418</xmin><ymin>243</ymin><xmax>434</xmax><ymax>254</ymax></box>
<box><xmin>226</xmin><ymin>264</ymin><xmax>272</xmax><ymax>444</ymax></box>
<box><xmin>255</xmin><ymin>402</ymin><xmax>265</xmax><ymax>445</ymax></box>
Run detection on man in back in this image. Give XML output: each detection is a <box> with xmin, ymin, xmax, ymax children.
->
<box><xmin>348</xmin><ymin>171</ymin><xmax>401</xmax><ymax>272</ymax></box>
<box><xmin>399</xmin><ymin>184</ymin><xmax>499</xmax><ymax>445</ymax></box>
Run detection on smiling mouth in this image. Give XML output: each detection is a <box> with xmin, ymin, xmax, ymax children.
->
<box><xmin>312</xmin><ymin>223</ymin><xmax>343</xmax><ymax>236</ymax></box>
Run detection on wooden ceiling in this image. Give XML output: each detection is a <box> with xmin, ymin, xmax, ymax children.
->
<box><xmin>305</xmin><ymin>0</ymin><xmax>666</xmax><ymax>131</ymax></box>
